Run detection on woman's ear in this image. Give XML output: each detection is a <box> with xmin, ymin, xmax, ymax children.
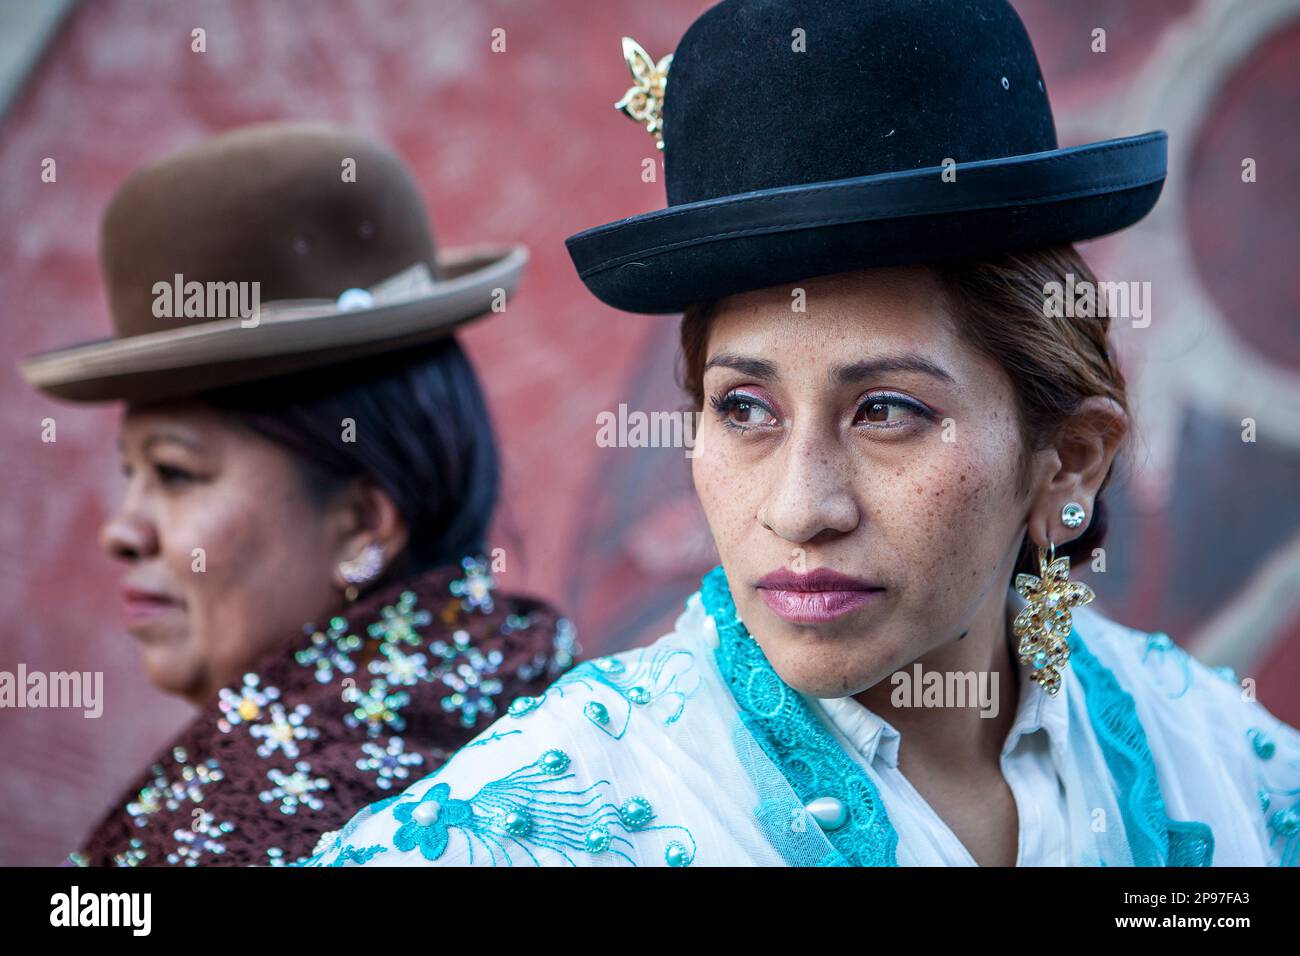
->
<box><xmin>328</xmin><ymin>480</ymin><xmax>410</xmax><ymax>592</ymax></box>
<box><xmin>1025</xmin><ymin>396</ymin><xmax>1128</xmax><ymax>550</ymax></box>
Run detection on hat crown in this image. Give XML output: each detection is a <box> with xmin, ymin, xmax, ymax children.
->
<box><xmin>662</xmin><ymin>0</ymin><xmax>1057</xmax><ymax>205</ymax></box>
<box><xmin>99</xmin><ymin>122</ymin><xmax>437</xmax><ymax>338</ymax></box>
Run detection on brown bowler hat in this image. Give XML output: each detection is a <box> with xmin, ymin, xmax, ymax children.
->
<box><xmin>19</xmin><ymin>121</ymin><xmax>527</xmax><ymax>403</ymax></box>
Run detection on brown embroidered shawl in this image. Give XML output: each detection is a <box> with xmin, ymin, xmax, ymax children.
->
<box><xmin>69</xmin><ymin>557</ymin><xmax>577</xmax><ymax>866</ymax></box>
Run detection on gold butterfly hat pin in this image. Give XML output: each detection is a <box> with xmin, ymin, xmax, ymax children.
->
<box><xmin>614</xmin><ymin>36</ymin><xmax>673</xmax><ymax>150</ymax></box>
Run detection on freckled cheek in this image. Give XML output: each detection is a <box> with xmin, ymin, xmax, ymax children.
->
<box><xmin>692</xmin><ymin>436</ymin><xmax>762</xmax><ymax>551</ymax></box>
<box><xmin>869</xmin><ymin>449</ymin><xmax>1009</xmax><ymax>579</ymax></box>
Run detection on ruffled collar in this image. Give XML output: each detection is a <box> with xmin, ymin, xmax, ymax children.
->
<box><xmin>698</xmin><ymin>564</ymin><xmax>1213</xmax><ymax>867</ymax></box>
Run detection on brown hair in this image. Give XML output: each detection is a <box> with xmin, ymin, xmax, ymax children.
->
<box><xmin>676</xmin><ymin>245</ymin><xmax>1130</xmax><ymax>580</ymax></box>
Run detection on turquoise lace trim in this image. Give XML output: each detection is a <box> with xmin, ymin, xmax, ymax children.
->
<box><xmin>703</xmin><ymin>567</ymin><xmax>899</xmax><ymax>866</ymax></box>
<box><xmin>1067</xmin><ymin>632</ymin><xmax>1215</xmax><ymax>866</ymax></box>
<box><xmin>700</xmin><ymin>565</ymin><xmax>1214</xmax><ymax>867</ymax></box>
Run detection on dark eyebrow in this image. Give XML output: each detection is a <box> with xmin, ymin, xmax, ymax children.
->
<box><xmin>832</xmin><ymin>354</ymin><xmax>956</xmax><ymax>387</ymax></box>
<box><xmin>703</xmin><ymin>351</ymin><xmax>780</xmax><ymax>380</ymax></box>
<box><xmin>703</xmin><ymin>350</ymin><xmax>956</xmax><ymax>388</ymax></box>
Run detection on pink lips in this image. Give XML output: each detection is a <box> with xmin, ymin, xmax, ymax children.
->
<box><xmin>121</xmin><ymin>587</ymin><xmax>181</xmax><ymax>628</ymax></box>
<box><xmin>755</xmin><ymin>567</ymin><xmax>885</xmax><ymax>624</ymax></box>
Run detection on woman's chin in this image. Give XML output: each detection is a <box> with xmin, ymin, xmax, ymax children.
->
<box><xmin>140</xmin><ymin>650</ymin><xmax>202</xmax><ymax>700</ymax></box>
<box><xmin>763</xmin><ymin>647</ymin><xmax>885</xmax><ymax>700</ymax></box>
<box><xmin>783</xmin><ymin>671</ymin><xmax>876</xmax><ymax>700</ymax></box>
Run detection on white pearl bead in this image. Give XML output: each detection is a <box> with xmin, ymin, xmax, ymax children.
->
<box><xmin>336</xmin><ymin>288</ymin><xmax>374</xmax><ymax>312</ymax></box>
<box><xmin>412</xmin><ymin>800</ymin><xmax>441</xmax><ymax>826</ymax></box>
<box><xmin>805</xmin><ymin>796</ymin><xmax>847</xmax><ymax>831</ymax></box>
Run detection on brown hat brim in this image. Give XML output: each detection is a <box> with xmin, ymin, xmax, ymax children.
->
<box><xmin>20</xmin><ymin>244</ymin><xmax>527</xmax><ymax>404</ymax></box>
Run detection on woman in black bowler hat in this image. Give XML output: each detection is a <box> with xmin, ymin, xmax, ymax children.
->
<box><xmin>305</xmin><ymin>0</ymin><xmax>1298</xmax><ymax>867</ymax></box>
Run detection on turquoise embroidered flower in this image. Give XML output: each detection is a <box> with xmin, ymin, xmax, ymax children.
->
<box><xmin>392</xmin><ymin>783</ymin><xmax>474</xmax><ymax>861</ymax></box>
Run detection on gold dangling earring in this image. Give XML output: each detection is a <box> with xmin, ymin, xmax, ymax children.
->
<box><xmin>1011</xmin><ymin>537</ymin><xmax>1095</xmax><ymax>696</ymax></box>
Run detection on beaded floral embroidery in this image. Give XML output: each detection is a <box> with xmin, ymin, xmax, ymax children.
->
<box><xmin>356</xmin><ymin>736</ymin><xmax>425</xmax><ymax>790</ymax></box>
<box><xmin>449</xmin><ymin>556</ymin><xmax>496</xmax><ymax>614</ymax></box>
<box><xmin>126</xmin><ymin>747</ymin><xmax>224</xmax><ymax>828</ymax></box>
<box><xmin>550</xmin><ymin>645</ymin><xmax>699</xmax><ymax>739</ymax></box>
<box><xmin>168</xmin><ymin>808</ymin><xmax>236</xmax><ymax>865</ymax></box>
<box><xmin>259</xmin><ymin>762</ymin><xmax>330</xmax><ymax>815</ymax></box>
<box><xmin>367</xmin><ymin>590</ymin><xmax>432</xmax><ymax>647</ymax></box>
<box><xmin>343</xmin><ymin>681</ymin><xmax>411</xmax><ymax>737</ymax></box>
<box><xmin>1247</xmin><ymin>725</ymin><xmax>1300</xmax><ymax>866</ymax></box>
<box><xmin>295</xmin><ymin>615</ymin><xmax>362</xmax><ymax>683</ymax></box>
<box><xmin>308</xmin><ymin>751</ymin><xmax>697</xmax><ymax>867</ymax></box>
<box><xmin>73</xmin><ymin>555</ymin><xmax>577</xmax><ymax>867</ymax></box>
<box><xmin>108</xmin><ymin>748</ymin><xmax>231</xmax><ymax>867</ymax></box>
<box><xmin>314</xmin><ymin>569</ymin><xmax>576</xmax><ymax>742</ymax></box>
<box><xmin>431</xmin><ymin>629</ymin><xmax>504</xmax><ymax>727</ymax></box>
<box><xmin>216</xmin><ymin>674</ymin><xmax>279</xmax><ymax>733</ymax></box>
<box><xmin>249</xmin><ymin>702</ymin><xmax>319</xmax><ymax>759</ymax></box>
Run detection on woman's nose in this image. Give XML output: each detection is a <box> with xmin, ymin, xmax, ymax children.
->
<box><xmin>757</xmin><ymin>435</ymin><xmax>860</xmax><ymax>544</ymax></box>
<box><xmin>99</xmin><ymin>490</ymin><xmax>159</xmax><ymax>562</ymax></box>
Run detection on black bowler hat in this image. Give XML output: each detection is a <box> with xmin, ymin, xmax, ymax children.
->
<box><xmin>565</xmin><ymin>0</ymin><xmax>1167</xmax><ymax>314</ymax></box>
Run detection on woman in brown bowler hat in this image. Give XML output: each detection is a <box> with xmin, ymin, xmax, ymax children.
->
<box><xmin>19</xmin><ymin>121</ymin><xmax>577</xmax><ymax>866</ymax></box>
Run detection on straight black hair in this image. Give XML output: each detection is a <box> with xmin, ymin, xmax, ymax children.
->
<box><xmin>202</xmin><ymin>337</ymin><xmax>499</xmax><ymax>582</ymax></box>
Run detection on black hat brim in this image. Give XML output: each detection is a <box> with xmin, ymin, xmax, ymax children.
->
<box><xmin>566</xmin><ymin>131</ymin><xmax>1167</xmax><ymax>314</ymax></box>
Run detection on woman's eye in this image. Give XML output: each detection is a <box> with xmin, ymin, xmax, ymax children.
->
<box><xmin>855</xmin><ymin>396</ymin><xmax>927</xmax><ymax>427</ymax></box>
<box><xmin>730</xmin><ymin>400</ymin><xmax>774</xmax><ymax>426</ymax></box>
<box><xmin>710</xmin><ymin>392</ymin><xmax>778</xmax><ymax>429</ymax></box>
<box><xmin>154</xmin><ymin>463</ymin><xmax>194</xmax><ymax>485</ymax></box>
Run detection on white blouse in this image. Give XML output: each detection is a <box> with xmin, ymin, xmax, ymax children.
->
<box><xmin>302</xmin><ymin>571</ymin><xmax>1299</xmax><ymax>868</ymax></box>
<box><xmin>812</xmin><ymin>605</ymin><xmax>1071</xmax><ymax>865</ymax></box>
